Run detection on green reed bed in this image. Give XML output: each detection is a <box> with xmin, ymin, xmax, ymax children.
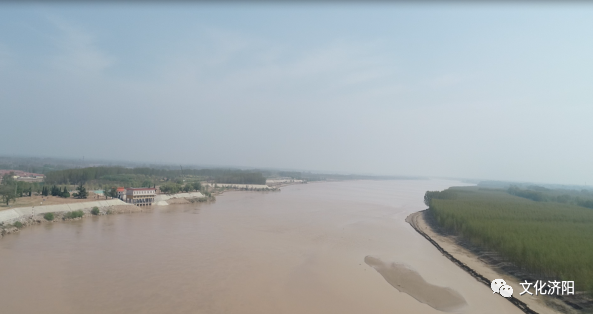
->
<box><xmin>426</xmin><ymin>187</ymin><xmax>592</xmax><ymax>291</ymax></box>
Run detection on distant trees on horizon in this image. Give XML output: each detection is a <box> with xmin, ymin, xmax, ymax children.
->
<box><xmin>507</xmin><ymin>185</ymin><xmax>593</xmax><ymax>209</ymax></box>
<box><xmin>44</xmin><ymin>166</ymin><xmax>267</xmax><ymax>186</ymax></box>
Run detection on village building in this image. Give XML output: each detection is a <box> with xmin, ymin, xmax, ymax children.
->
<box><xmin>116</xmin><ymin>187</ymin><xmax>126</xmax><ymax>200</ymax></box>
<box><xmin>125</xmin><ymin>187</ymin><xmax>156</xmax><ymax>206</ymax></box>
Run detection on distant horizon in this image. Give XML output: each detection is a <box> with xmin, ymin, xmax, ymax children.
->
<box><xmin>1</xmin><ymin>154</ymin><xmax>591</xmax><ymax>189</ymax></box>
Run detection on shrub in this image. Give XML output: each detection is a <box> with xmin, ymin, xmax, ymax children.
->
<box><xmin>91</xmin><ymin>207</ymin><xmax>100</xmax><ymax>215</ymax></box>
<box><xmin>13</xmin><ymin>221</ymin><xmax>23</xmax><ymax>228</ymax></box>
<box><xmin>64</xmin><ymin>210</ymin><xmax>84</xmax><ymax>219</ymax></box>
<box><xmin>44</xmin><ymin>212</ymin><xmax>55</xmax><ymax>221</ymax></box>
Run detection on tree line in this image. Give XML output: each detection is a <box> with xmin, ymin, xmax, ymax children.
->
<box><xmin>0</xmin><ymin>171</ymin><xmax>91</xmax><ymax>206</ymax></box>
<box><xmin>426</xmin><ymin>186</ymin><xmax>593</xmax><ymax>291</ymax></box>
<box><xmin>44</xmin><ymin>166</ymin><xmax>267</xmax><ymax>185</ymax></box>
<box><xmin>507</xmin><ymin>185</ymin><xmax>593</xmax><ymax>209</ymax></box>
<box><xmin>160</xmin><ymin>181</ymin><xmax>202</xmax><ymax>194</ymax></box>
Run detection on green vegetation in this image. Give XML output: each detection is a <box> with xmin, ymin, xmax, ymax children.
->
<box><xmin>47</xmin><ymin>185</ymin><xmax>70</xmax><ymax>198</ymax></box>
<box><xmin>425</xmin><ymin>186</ymin><xmax>593</xmax><ymax>291</ymax></box>
<box><xmin>0</xmin><ymin>184</ymin><xmax>16</xmax><ymax>205</ymax></box>
<box><xmin>63</xmin><ymin>210</ymin><xmax>84</xmax><ymax>219</ymax></box>
<box><xmin>507</xmin><ymin>185</ymin><xmax>592</xmax><ymax>208</ymax></box>
<box><xmin>0</xmin><ymin>171</ymin><xmax>65</xmax><ymax>206</ymax></box>
<box><xmin>188</xmin><ymin>197</ymin><xmax>209</xmax><ymax>203</ymax></box>
<box><xmin>0</xmin><ymin>172</ymin><xmax>17</xmax><ymax>205</ymax></box>
<box><xmin>13</xmin><ymin>221</ymin><xmax>23</xmax><ymax>228</ymax></box>
<box><xmin>44</xmin><ymin>212</ymin><xmax>54</xmax><ymax>221</ymax></box>
<box><xmin>103</xmin><ymin>186</ymin><xmax>117</xmax><ymax>199</ymax></box>
<box><xmin>44</xmin><ymin>166</ymin><xmax>267</xmax><ymax>186</ymax></box>
<box><xmin>72</xmin><ymin>183</ymin><xmax>88</xmax><ymax>199</ymax></box>
<box><xmin>160</xmin><ymin>181</ymin><xmax>202</xmax><ymax>194</ymax></box>
<box><xmin>91</xmin><ymin>207</ymin><xmax>100</xmax><ymax>215</ymax></box>
<box><xmin>212</xmin><ymin>172</ymin><xmax>265</xmax><ymax>184</ymax></box>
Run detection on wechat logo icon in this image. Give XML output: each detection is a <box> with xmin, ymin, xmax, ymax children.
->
<box><xmin>491</xmin><ymin>279</ymin><xmax>513</xmax><ymax>298</ymax></box>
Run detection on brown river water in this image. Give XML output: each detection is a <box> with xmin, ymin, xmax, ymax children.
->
<box><xmin>0</xmin><ymin>180</ymin><xmax>521</xmax><ymax>314</ymax></box>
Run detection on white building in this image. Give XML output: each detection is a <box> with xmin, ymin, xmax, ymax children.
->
<box><xmin>125</xmin><ymin>188</ymin><xmax>156</xmax><ymax>206</ymax></box>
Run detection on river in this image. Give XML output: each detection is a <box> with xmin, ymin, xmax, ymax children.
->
<box><xmin>0</xmin><ymin>180</ymin><xmax>520</xmax><ymax>314</ymax></box>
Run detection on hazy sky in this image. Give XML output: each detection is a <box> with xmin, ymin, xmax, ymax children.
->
<box><xmin>0</xmin><ymin>3</ymin><xmax>591</xmax><ymax>185</ymax></box>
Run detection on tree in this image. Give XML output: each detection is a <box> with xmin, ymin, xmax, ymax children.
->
<box><xmin>0</xmin><ymin>185</ymin><xmax>16</xmax><ymax>206</ymax></box>
<box><xmin>51</xmin><ymin>185</ymin><xmax>61</xmax><ymax>196</ymax></box>
<box><xmin>192</xmin><ymin>181</ymin><xmax>202</xmax><ymax>192</ymax></box>
<box><xmin>61</xmin><ymin>186</ymin><xmax>70</xmax><ymax>198</ymax></box>
<box><xmin>160</xmin><ymin>183</ymin><xmax>181</xmax><ymax>194</ymax></box>
<box><xmin>103</xmin><ymin>186</ymin><xmax>117</xmax><ymax>199</ymax></box>
<box><xmin>424</xmin><ymin>191</ymin><xmax>439</xmax><ymax>207</ymax></box>
<box><xmin>73</xmin><ymin>183</ymin><xmax>88</xmax><ymax>199</ymax></box>
<box><xmin>15</xmin><ymin>182</ymin><xmax>32</xmax><ymax>197</ymax></box>
<box><xmin>1</xmin><ymin>172</ymin><xmax>16</xmax><ymax>186</ymax></box>
<box><xmin>103</xmin><ymin>186</ymin><xmax>110</xmax><ymax>199</ymax></box>
<box><xmin>0</xmin><ymin>172</ymin><xmax>18</xmax><ymax>204</ymax></box>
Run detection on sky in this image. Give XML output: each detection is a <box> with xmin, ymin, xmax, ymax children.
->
<box><xmin>0</xmin><ymin>2</ymin><xmax>591</xmax><ymax>185</ymax></box>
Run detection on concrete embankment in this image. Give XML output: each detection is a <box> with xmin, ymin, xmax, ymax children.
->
<box><xmin>203</xmin><ymin>183</ymin><xmax>274</xmax><ymax>190</ymax></box>
<box><xmin>154</xmin><ymin>192</ymin><xmax>205</xmax><ymax>205</ymax></box>
<box><xmin>0</xmin><ymin>199</ymin><xmax>133</xmax><ymax>224</ymax></box>
<box><xmin>0</xmin><ymin>191</ymin><xmax>207</xmax><ymax>222</ymax></box>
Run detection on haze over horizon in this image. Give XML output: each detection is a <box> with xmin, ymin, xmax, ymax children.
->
<box><xmin>0</xmin><ymin>3</ymin><xmax>591</xmax><ymax>185</ymax></box>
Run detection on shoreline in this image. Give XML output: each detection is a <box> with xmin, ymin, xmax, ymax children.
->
<box><xmin>0</xmin><ymin>204</ymin><xmax>145</xmax><ymax>237</ymax></box>
<box><xmin>406</xmin><ymin>210</ymin><xmax>590</xmax><ymax>314</ymax></box>
<box><xmin>0</xmin><ymin>199</ymin><xmax>134</xmax><ymax>224</ymax></box>
<box><xmin>0</xmin><ymin>182</ymin><xmax>293</xmax><ymax>238</ymax></box>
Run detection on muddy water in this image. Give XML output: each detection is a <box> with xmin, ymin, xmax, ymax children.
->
<box><xmin>0</xmin><ymin>180</ymin><xmax>521</xmax><ymax>314</ymax></box>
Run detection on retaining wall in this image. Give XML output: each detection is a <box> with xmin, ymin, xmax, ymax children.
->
<box><xmin>0</xmin><ymin>199</ymin><xmax>132</xmax><ymax>223</ymax></box>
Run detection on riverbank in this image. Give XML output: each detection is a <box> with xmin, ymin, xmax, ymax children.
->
<box><xmin>203</xmin><ymin>183</ymin><xmax>278</xmax><ymax>191</ymax></box>
<box><xmin>0</xmin><ymin>199</ymin><xmax>133</xmax><ymax>223</ymax></box>
<box><xmin>0</xmin><ymin>203</ymin><xmax>142</xmax><ymax>237</ymax></box>
<box><xmin>0</xmin><ymin>191</ymin><xmax>113</xmax><ymax>210</ymax></box>
<box><xmin>406</xmin><ymin>210</ymin><xmax>590</xmax><ymax>314</ymax></box>
<box><xmin>0</xmin><ymin>185</ymin><xmax>271</xmax><ymax>238</ymax></box>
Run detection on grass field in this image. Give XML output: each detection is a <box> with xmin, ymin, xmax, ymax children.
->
<box><xmin>426</xmin><ymin>186</ymin><xmax>592</xmax><ymax>291</ymax></box>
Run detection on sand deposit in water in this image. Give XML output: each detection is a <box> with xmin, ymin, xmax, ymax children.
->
<box><xmin>0</xmin><ymin>180</ymin><xmax>522</xmax><ymax>314</ymax></box>
<box><xmin>365</xmin><ymin>256</ymin><xmax>467</xmax><ymax>312</ymax></box>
